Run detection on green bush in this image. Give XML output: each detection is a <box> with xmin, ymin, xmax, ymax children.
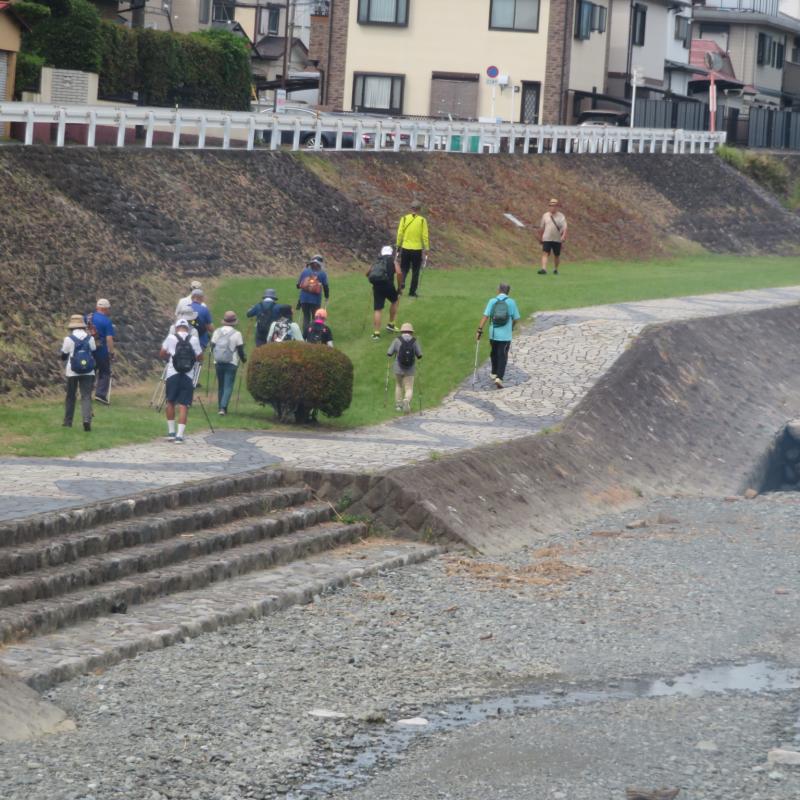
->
<box><xmin>27</xmin><ymin>0</ymin><xmax>102</xmax><ymax>74</ymax></box>
<box><xmin>247</xmin><ymin>343</ymin><xmax>354</xmax><ymax>424</ymax></box>
<box><xmin>14</xmin><ymin>51</ymin><xmax>45</xmax><ymax>95</ymax></box>
<box><xmin>97</xmin><ymin>21</ymin><xmax>138</xmax><ymax>100</ymax></box>
<box><xmin>717</xmin><ymin>145</ymin><xmax>790</xmax><ymax>198</ymax></box>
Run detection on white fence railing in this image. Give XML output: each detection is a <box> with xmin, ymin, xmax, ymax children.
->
<box><xmin>0</xmin><ymin>102</ymin><xmax>727</xmax><ymax>154</ymax></box>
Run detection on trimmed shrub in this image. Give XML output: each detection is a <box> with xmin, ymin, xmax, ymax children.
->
<box><xmin>27</xmin><ymin>0</ymin><xmax>103</xmax><ymax>74</ymax></box>
<box><xmin>14</xmin><ymin>51</ymin><xmax>45</xmax><ymax>95</ymax></box>
<box><xmin>97</xmin><ymin>21</ymin><xmax>138</xmax><ymax>101</ymax></box>
<box><xmin>247</xmin><ymin>343</ymin><xmax>353</xmax><ymax>424</ymax></box>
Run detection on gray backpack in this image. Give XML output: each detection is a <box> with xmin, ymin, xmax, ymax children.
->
<box><xmin>214</xmin><ymin>330</ymin><xmax>237</xmax><ymax>364</ymax></box>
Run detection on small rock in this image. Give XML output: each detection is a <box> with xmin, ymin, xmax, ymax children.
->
<box><xmin>768</xmin><ymin>770</ymin><xmax>784</xmax><ymax>781</ymax></box>
<box><xmin>768</xmin><ymin>748</ymin><xmax>800</xmax><ymax>766</ymax></box>
<box><xmin>695</xmin><ymin>740</ymin><xmax>718</xmax><ymax>752</ymax></box>
<box><xmin>360</xmin><ymin>710</ymin><xmax>386</xmax><ymax>724</ymax></box>
<box><xmin>744</xmin><ymin>488</ymin><xmax>759</xmax><ymax>499</ymax></box>
<box><xmin>396</xmin><ymin>717</ymin><xmax>429</xmax><ymax>726</ymax></box>
<box><xmin>775</xmin><ymin>587</ymin><xmax>790</xmax><ymax>595</ymax></box>
<box><xmin>308</xmin><ymin>709</ymin><xmax>347</xmax><ymax>719</ymax></box>
<box><xmin>626</xmin><ymin>519</ymin><xmax>648</xmax><ymax>530</ymax></box>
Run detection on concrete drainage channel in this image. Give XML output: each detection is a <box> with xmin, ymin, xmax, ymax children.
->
<box><xmin>756</xmin><ymin>420</ymin><xmax>800</xmax><ymax>493</ymax></box>
<box><xmin>293</xmin><ymin>661</ymin><xmax>800</xmax><ymax>798</ymax></box>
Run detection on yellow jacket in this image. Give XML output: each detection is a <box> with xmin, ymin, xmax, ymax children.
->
<box><xmin>396</xmin><ymin>213</ymin><xmax>430</xmax><ymax>251</ymax></box>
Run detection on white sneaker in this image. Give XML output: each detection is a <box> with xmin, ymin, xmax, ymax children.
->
<box><xmin>174</xmin><ymin>436</ymin><xmax>185</xmax><ymax>444</ymax></box>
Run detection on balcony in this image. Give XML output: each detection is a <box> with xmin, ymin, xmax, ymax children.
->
<box><xmin>693</xmin><ymin>0</ymin><xmax>779</xmax><ymax>15</ymax></box>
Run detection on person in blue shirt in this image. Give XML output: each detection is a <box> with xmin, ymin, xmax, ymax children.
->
<box><xmin>296</xmin><ymin>255</ymin><xmax>330</xmax><ymax>333</ymax></box>
<box><xmin>88</xmin><ymin>298</ymin><xmax>116</xmax><ymax>405</ymax></box>
<box><xmin>476</xmin><ymin>283</ymin><xmax>521</xmax><ymax>389</ymax></box>
<box><xmin>246</xmin><ymin>288</ymin><xmax>279</xmax><ymax>347</ymax></box>
<box><xmin>189</xmin><ymin>288</ymin><xmax>214</xmax><ymax>350</ymax></box>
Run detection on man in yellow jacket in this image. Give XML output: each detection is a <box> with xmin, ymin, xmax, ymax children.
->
<box><xmin>396</xmin><ymin>199</ymin><xmax>430</xmax><ymax>298</ymax></box>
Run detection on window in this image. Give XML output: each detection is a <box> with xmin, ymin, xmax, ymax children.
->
<box><xmin>632</xmin><ymin>4</ymin><xmax>646</xmax><ymax>47</ymax></box>
<box><xmin>199</xmin><ymin>0</ymin><xmax>211</xmax><ymax>24</ymax></box>
<box><xmin>353</xmin><ymin>73</ymin><xmax>404</xmax><ymax>114</ymax></box>
<box><xmin>674</xmin><ymin>15</ymin><xmax>689</xmax><ymax>48</ymax></box>
<box><xmin>575</xmin><ymin>0</ymin><xmax>606</xmax><ymax>39</ymax></box>
<box><xmin>260</xmin><ymin>7</ymin><xmax>280</xmax><ymax>35</ymax></box>
<box><xmin>357</xmin><ymin>0</ymin><xmax>408</xmax><ymax>25</ymax></box>
<box><xmin>212</xmin><ymin>0</ymin><xmax>234</xmax><ymax>22</ymax></box>
<box><xmin>757</xmin><ymin>32</ymin><xmax>772</xmax><ymax>65</ymax></box>
<box><xmin>490</xmin><ymin>0</ymin><xmax>540</xmax><ymax>32</ymax></box>
<box><xmin>776</xmin><ymin>41</ymin><xmax>785</xmax><ymax>68</ymax></box>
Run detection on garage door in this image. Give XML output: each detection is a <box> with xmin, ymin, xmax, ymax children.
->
<box><xmin>0</xmin><ymin>53</ymin><xmax>8</xmax><ymax>101</ymax></box>
<box><xmin>430</xmin><ymin>72</ymin><xmax>479</xmax><ymax>120</ymax></box>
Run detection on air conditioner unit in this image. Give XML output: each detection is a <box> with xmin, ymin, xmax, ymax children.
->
<box><xmin>498</xmin><ymin>74</ymin><xmax>510</xmax><ymax>86</ymax></box>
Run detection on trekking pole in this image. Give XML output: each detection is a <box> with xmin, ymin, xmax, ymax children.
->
<box><xmin>196</xmin><ymin>395</ymin><xmax>215</xmax><ymax>434</ymax></box>
<box><xmin>472</xmin><ymin>338</ymin><xmax>481</xmax><ymax>387</ymax></box>
<box><xmin>383</xmin><ymin>358</ymin><xmax>390</xmax><ymax>408</ymax></box>
<box><xmin>205</xmin><ymin>349</ymin><xmax>212</xmax><ymax>399</ymax></box>
<box><xmin>150</xmin><ymin>364</ymin><xmax>167</xmax><ymax>409</ymax></box>
<box><xmin>234</xmin><ymin>368</ymin><xmax>243</xmax><ymax>413</ymax></box>
<box><xmin>416</xmin><ymin>364</ymin><xmax>423</xmax><ymax>415</ymax></box>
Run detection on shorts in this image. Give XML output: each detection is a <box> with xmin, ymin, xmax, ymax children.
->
<box><xmin>165</xmin><ymin>373</ymin><xmax>194</xmax><ymax>407</ymax></box>
<box><xmin>542</xmin><ymin>241</ymin><xmax>562</xmax><ymax>256</ymax></box>
<box><xmin>372</xmin><ymin>282</ymin><xmax>398</xmax><ymax>311</ymax></box>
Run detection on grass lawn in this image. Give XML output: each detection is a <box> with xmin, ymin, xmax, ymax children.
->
<box><xmin>3</xmin><ymin>254</ymin><xmax>799</xmax><ymax>457</ymax></box>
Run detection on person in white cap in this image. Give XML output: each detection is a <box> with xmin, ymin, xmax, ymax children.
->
<box><xmin>366</xmin><ymin>245</ymin><xmax>402</xmax><ymax>341</ymax></box>
<box><xmin>87</xmin><ymin>298</ymin><xmax>115</xmax><ymax>405</ymax></box>
<box><xmin>386</xmin><ymin>321</ymin><xmax>422</xmax><ymax>412</ymax></box>
<box><xmin>175</xmin><ymin>280</ymin><xmax>205</xmax><ymax>315</ymax></box>
<box><xmin>60</xmin><ymin>314</ymin><xmax>97</xmax><ymax>431</ymax></box>
<box><xmin>159</xmin><ymin>318</ymin><xmax>203</xmax><ymax>443</ymax></box>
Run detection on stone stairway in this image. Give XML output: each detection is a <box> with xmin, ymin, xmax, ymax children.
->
<box><xmin>0</xmin><ymin>470</ymin><xmax>443</xmax><ymax>691</ymax></box>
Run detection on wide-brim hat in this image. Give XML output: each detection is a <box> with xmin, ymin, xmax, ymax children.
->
<box><xmin>400</xmin><ymin>322</ymin><xmax>414</xmax><ymax>333</ymax></box>
<box><xmin>223</xmin><ymin>311</ymin><xmax>238</xmax><ymax>325</ymax></box>
<box><xmin>175</xmin><ymin>305</ymin><xmax>198</xmax><ymax>321</ymax></box>
<box><xmin>67</xmin><ymin>314</ymin><xmax>86</xmax><ymax>329</ymax></box>
<box><xmin>548</xmin><ymin>198</ymin><xmax>559</xmax><ymax>206</ymax></box>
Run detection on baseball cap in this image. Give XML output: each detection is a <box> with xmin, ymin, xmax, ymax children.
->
<box><xmin>175</xmin><ymin>318</ymin><xmax>190</xmax><ymax>329</ymax></box>
<box><xmin>549</xmin><ymin>198</ymin><xmax>559</xmax><ymax>206</ymax></box>
<box><xmin>381</xmin><ymin>245</ymin><xmax>393</xmax><ymax>256</ymax></box>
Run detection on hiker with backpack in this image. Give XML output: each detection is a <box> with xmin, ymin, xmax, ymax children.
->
<box><xmin>246</xmin><ymin>289</ymin><xmax>279</xmax><ymax>347</ymax></box>
<box><xmin>387</xmin><ymin>322</ymin><xmax>423</xmax><ymax>413</ymax></box>
<box><xmin>61</xmin><ymin>314</ymin><xmax>97</xmax><ymax>431</ymax></box>
<box><xmin>87</xmin><ymin>298</ymin><xmax>115</xmax><ymax>406</ymax></box>
<box><xmin>297</xmin><ymin>255</ymin><xmax>330</xmax><ymax>332</ymax></box>
<box><xmin>189</xmin><ymin>288</ymin><xmax>214</xmax><ymax>349</ymax></box>
<box><xmin>211</xmin><ymin>311</ymin><xmax>247</xmax><ymax>416</ymax></box>
<box><xmin>476</xmin><ymin>283</ymin><xmax>521</xmax><ymax>389</ymax></box>
<box><xmin>305</xmin><ymin>307</ymin><xmax>334</xmax><ymax>347</ymax></box>
<box><xmin>160</xmin><ymin>318</ymin><xmax>203</xmax><ymax>443</ymax></box>
<box><xmin>367</xmin><ymin>245</ymin><xmax>403</xmax><ymax>341</ymax></box>
<box><xmin>267</xmin><ymin>305</ymin><xmax>303</xmax><ymax>343</ymax></box>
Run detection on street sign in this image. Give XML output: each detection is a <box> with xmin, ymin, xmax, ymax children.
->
<box><xmin>486</xmin><ymin>65</ymin><xmax>499</xmax><ymax>78</ymax></box>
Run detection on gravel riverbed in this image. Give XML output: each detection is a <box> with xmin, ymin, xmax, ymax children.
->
<box><xmin>2</xmin><ymin>492</ymin><xmax>800</xmax><ymax>799</ymax></box>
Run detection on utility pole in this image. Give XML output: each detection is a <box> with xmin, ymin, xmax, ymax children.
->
<box><xmin>281</xmin><ymin>0</ymin><xmax>293</xmax><ymax>91</ymax></box>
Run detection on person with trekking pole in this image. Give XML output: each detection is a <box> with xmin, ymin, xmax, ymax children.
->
<box><xmin>87</xmin><ymin>298</ymin><xmax>115</xmax><ymax>406</ymax></box>
<box><xmin>538</xmin><ymin>198</ymin><xmax>567</xmax><ymax>275</ymax></box>
<box><xmin>476</xmin><ymin>283</ymin><xmax>520</xmax><ymax>390</ymax></box>
<box><xmin>211</xmin><ymin>310</ymin><xmax>246</xmax><ymax>416</ymax></box>
<box><xmin>396</xmin><ymin>199</ymin><xmax>430</xmax><ymax>298</ymax></box>
<box><xmin>387</xmin><ymin>322</ymin><xmax>423</xmax><ymax>413</ymax></box>
<box><xmin>160</xmin><ymin>318</ymin><xmax>203</xmax><ymax>443</ymax></box>
<box><xmin>61</xmin><ymin>314</ymin><xmax>97</xmax><ymax>431</ymax></box>
<box><xmin>246</xmin><ymin>289</ymin><xmax>279</xmax><ymax>347</ymax></box>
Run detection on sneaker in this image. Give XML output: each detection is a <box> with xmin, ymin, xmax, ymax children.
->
<box><xmin>395</xmin><ymin>404</ymin><xmax>403</xmax><ymax>412</ymax></box>
<box><xmin>553</xmin><ymin>269</ymin><xmax>559</xmax><ymax>275</ymax></box>
<box><xmin>62</xmin><ymin>421</ymin><xmax>72</xmax><ymax>428</ymax></box>
<box><xmin>218</xmin><ymin>409</ymin><xmax>227</xmax><ymax>416</ymax></box>
<box><xmin>174</xmin><ymin>436</ymin><xmax>185</xmax><ymax>444</ymax></box>
<box><xmin>95</xmin><ymin>396</ymin><xmax>110</xmax><ymax>405</ymax></box>
<box><xmin>386</xmin><ymin>323</ymin><xmax>399</xmax><ymax>333</ymax></box>
<box><xmin>371</xmin><ymin>332</ymin><xmax>381</xmax><ymax>341</ymax></box>
<box><xmin>490</xmin><ymin>373</ymin><xmax>497</xmax><ymax>380</ymax></box>
<box><xmin>83</xmin><ymin>422</ymin><xmax>91</xmax><ymax>432</ymax></box>
<box><xmin>537</xmin><ymin>269</ymin><xmax>547</xmax><ymax>275</ymax></box>
<box><xmin>494</xmin><ymin>377</ymin><xmax>504</xmax><ymax>389</ymax></box>
<box><xmin>165</xmin><ymin>432</ymin><xmax>176</xmax><ymax>441</ymax></box>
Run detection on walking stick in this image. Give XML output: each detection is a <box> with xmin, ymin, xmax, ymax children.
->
<box><xmin>191</xmin><ymin>362</ymin><xmax>214</xmax><ymax>433</ymax></box>
<box><xmin>205</xmin><ymin>349</ymin><xmax>212</xmax><ymax>399</ymax></box>
<box><xmin>383</xmin><ymin>358</ymin><xmax>390</xmax><ymax>408</ymax></box>
<box><xmin>196</xmin><ymin>395</ymin><xmax>215</xmax><ymax>433</ymax></box>
<box><xmin>416</xmin><ymin>363</ymin><xmax>423</xmax><ymax>415</ymax></box>
<box><xmin>235</xmin><ymin>368</ymin><xmax>243</xmax><ymax>413</ymax></box>
<box><xmin>472</xmin><ymin>338</ymin><xmax>481</xmax><ymax>387</ymax></box>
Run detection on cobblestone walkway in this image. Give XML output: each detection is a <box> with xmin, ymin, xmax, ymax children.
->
<box><xmin>3</xmin><ymin>286</ymin><xmax>799</xmax><ymax>521</ymax></box>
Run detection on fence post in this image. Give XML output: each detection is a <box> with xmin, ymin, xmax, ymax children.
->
<box><xmin>292</xmin><ymin>118</ymin><xmax>301</xmax><ymax>150</ymax></box>
<box><xmin>335</xmin><ymin>119</ymin><xmax>343</xmax><ymax>150</ymax></box>
<box><xmin>271</xmin><ymin>118</ymin><xmax>279</xmax><ymax>150</ymax></box>
<box><xmin>197</xmin><ymin>115</ymin><xmax>207</xmax><ymax>149</ymax></box>
<box><xmin>145</xmin><ymin>111</ymin><xmax>155</xmax><ymax>148</ymax></box>
<box><xmin>393</xmin><ymin>122</ymin><xmax>402</xmax><ymax>152</ymax></box>
<box><xmin>246</xmin><ymin>117</ymin><xmax>255</xmax><ymax>151</ymax></box>
<box><xmin>116</xmin><ymin>111</ymin><xmax>127</xmax><ymax>148</ymax></box>
<box><xmin>55</xmin><ymin>108</ymin><xmax>66</xmax><ymax>147</ymax></box>
<box><xmin>87</xmin><ymin>109</ymin><xmax>97</xmax><ymax>147</ymax></box>
<box><xmin>172</xmin><ymin>112</ymin><xmax>181</xmax><ymax>149</ymax></box>
<box><xmin>354</xmin><ymin>119</ymin><xmax>363</xmax><ymax>151</ymax></box>
<box><xmin>223</xmin><ymin>116</ymin><xmax>231</xmax><ymax>149</ymax></box>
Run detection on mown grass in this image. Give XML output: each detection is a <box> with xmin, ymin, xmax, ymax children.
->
<box><xmin>4</xmin><ymin>254</ymin><xmax>800</xmax><ymax>456</ymax></box>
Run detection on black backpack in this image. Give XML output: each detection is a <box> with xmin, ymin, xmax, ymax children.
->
<box><xmin>491</xmin><ymin>298</ymin><xmax>510</xmax><ymax>327</ymax></box>
<box><xmin>172</xmin><ymin>335</ymin><xmax>196</xmax><ymax>374</ymax></box>
<box><xmin>256</xmin><ymin>301</ymin><xmax>276</xmax><ymax>343</ymax></box>
<box><xmin>69</xmin><ymin>335</ymin><xmax>95</xmax><ymax>374</ymax></box>
<box><xmin>306</xmin><ymin>322</ymin><xmax>326</xmax><ymax>344</ymax></box>
<box><xmin>368</xmin><ymin>255</ymin><xmax>393</xmax><ymax>284</ymax></box>
<box><xmin>397</xmin><ymin>337</ymin><xmax>416</xmax><ymax>369</ymax></box>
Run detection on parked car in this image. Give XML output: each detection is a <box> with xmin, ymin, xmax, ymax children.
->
<box><xmin>259</xmin><ymin>106</ymin><xmax>358</xmax><ymax>149</ymax></box>
<box><xmin>576</xmin><ymin>110</ymin><xmax>630</xmax><ymax>127</ymax></box>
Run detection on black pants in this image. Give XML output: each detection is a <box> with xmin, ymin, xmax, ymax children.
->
<box><xmin>64</xmin><ymin>375</ymin><xmax>94</xmax><ymax>425</ymax></box>
<box><xmin>300</xmin><ymin>302</ymin><xmax>320</xmax><ymax>333</ymax></box>
<box><xmin>490</xmin><ymin>340</ymin><xmax>511</xmax><ymax>380</ymax></box>
<box><xmin>400</xmin><ymin>249</ymin><xmax>423</xmax><ymax>295</ymax></box>
<box><xmin>94</xmin><ymin>351</ymin><xmax>111</xmax><ymax>400</ymax></box>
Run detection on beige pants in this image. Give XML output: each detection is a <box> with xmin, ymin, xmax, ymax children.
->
<box><xmin>394</xmin><ymin>373</ymin><xmax>414</xmax><ymax>410</ymax></box>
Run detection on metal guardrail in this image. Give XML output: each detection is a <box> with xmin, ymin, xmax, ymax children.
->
<box><xmin>0</xmin><ymin>102</ymin><xmax>727</xmax><ymax>154</ymax></box>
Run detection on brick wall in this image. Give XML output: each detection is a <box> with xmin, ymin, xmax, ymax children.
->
<box><xmin>543</xmin><ymin>1</ymin><xmax>575</xmax><ymax>124</ymax></box>
<box><xmin>308</xmin><ymin>0</ymin><xmax>350</xmax><ymax>111</ymax></box>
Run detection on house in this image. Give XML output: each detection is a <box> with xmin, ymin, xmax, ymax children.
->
<box><xmin>0</xmin><ymin>1</ymin><xmax>24</xmax><ymax>108</ymax></box>
<box><xmin>308</xmin><ymin>0</ymin><xmax>611</xmax><ymax>124</ymax></box>
<box><xmin>606</xmin><ymin>0</ymin><xmax>696</xmax><ymax>103</ymax></box>
<box><xmin>692</xmin><ymin>0</ymin><xmax>800</xmax><ymax>108</ymax></box>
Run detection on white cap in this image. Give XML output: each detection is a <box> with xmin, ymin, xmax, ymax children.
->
<box><xmin>175</xmin><ymin>318</ymin><xmax>190</xmax><ymax>329</ymax></box>
<box><xmin>381</xmin><ymin>246</ymin><xmax>393</xmax><ymax>256</ymax></box>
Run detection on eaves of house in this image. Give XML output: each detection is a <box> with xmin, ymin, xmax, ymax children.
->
<box><xmin>692</xmin><ymin>7</ymin><xmax>800</xmax><ymax>35</ymax></box>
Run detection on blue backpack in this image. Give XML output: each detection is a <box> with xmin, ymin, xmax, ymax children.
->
<box><xmin>69</xmin><ymin>335</ymin><xmax>95</xmax><ymax>374</ymax></box>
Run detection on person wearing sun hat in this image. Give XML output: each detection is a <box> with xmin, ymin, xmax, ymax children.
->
<box><xmin>386</xmin><ymin>321</ymin><xmax>423</xmax><ymax>413</ymax></box>
<box><xmin>211</xmin><ymin>310</ymin><xmax>246</xmax><ymax>416</ymax></box>
<box><xmin>538</xmin><ymin>197</ymin><xmax>567</xmax><ymax>275</ymax></box>
<box><xmin>60</xmin><ymin>314</ymin><xmax>97</xmax><ymax>431</ymax></box>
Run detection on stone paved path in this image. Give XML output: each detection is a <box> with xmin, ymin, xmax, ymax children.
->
<box><xmin>2</xmin><ymin>286</ymin><xmax>799</xmax><ymax>522</ymax></box>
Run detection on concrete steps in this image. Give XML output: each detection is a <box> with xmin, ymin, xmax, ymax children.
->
<box><xmin>0</xmin><ymin>469</ymin><xmax>446</xmax><ymax>688</ymax></box>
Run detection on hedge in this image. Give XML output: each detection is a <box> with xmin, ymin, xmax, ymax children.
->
<box><xmin>26</xmin><ymin>0</ymin><xmax>103</xmax><ymax>74</ymax></box>
<box><xmin>247</xmin><ymin>343</ymin><xmax>354</xmax><ymax>424</ymax></box>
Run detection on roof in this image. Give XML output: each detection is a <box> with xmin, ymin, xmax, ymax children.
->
<box><xmin>689</xmin><ymin>39</ymin><xmax>742</xmax><ymax>84</ymax></box>
<box><xmin>253</xmin><ymin>36</ymin><xmax>309</xmax><ymax>61</ymax></box>
<box><xmin>692</xmin><ymin>6</ymin><xmax>800</xmax><ymax>35</ymax></box>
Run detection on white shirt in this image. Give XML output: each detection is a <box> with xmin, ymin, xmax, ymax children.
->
<box><xmin>161</xmin><ymin>332</ymin><xmax>202</xmax><ymax>380</ymax></box>
<box><xmin>175</xmin><ymin>295</ymin><xmax>207</xmax><ymax>315</ymax></box>
<box><xmin>61</xmin><ymin>329</ymin><xmax>97</xmax><ymax>378</ymax></box>
<box><xmin>211</xmin><ymin>326</ymin><xmax>245</xmax><ymax>366</ymax></box>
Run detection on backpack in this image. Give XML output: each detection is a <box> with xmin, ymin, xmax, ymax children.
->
<box><xmin>270</xmin><ymin>318</ymin><xmax>293</xmax><ymax>343</ymax></box>
<box><xmin>397</xmin><ymin>336</ymin><xmax>416</xmax><ymax>369</ymax></box>
<box><xmin>368</xmin><ymin>255</ymin><xmax>393</xmax><ymax>285</ymax></box>
<box><xmin>86</xmin><ymin>313</ymin><xmax>101</xmax><ymax>346</ymax></box>
<box><xmin>300</xmin><ymin>273</ymin><xmax>323</xmax><ymax>295</ymax></box>
<box><xmin>306</xmin><ymin>322</ymin><xmax>326</xmax><ymax>344</ymax></box>
<box><xmin>256</xmin><ymin>301</ymin><xmax>276</xmax><ymax>343</ymax></box>
<box><xmin>214</xmin><ymin>330</ymin><xmax>237</xmax><ymax>364</ymax></box>
<box><xmin>172</xmin><ymin>334</ymin><xmax>196</xmax><ymax>374</ymax></box>
<box><xmin>491</xmin><ymin>298</ymin><xmax>510</xmax><ymax>327</ymax></box>
<box><xmin>69</xmin><ymin>334</ymin><xmax>95</xmax><ymax>374</ymax></box>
